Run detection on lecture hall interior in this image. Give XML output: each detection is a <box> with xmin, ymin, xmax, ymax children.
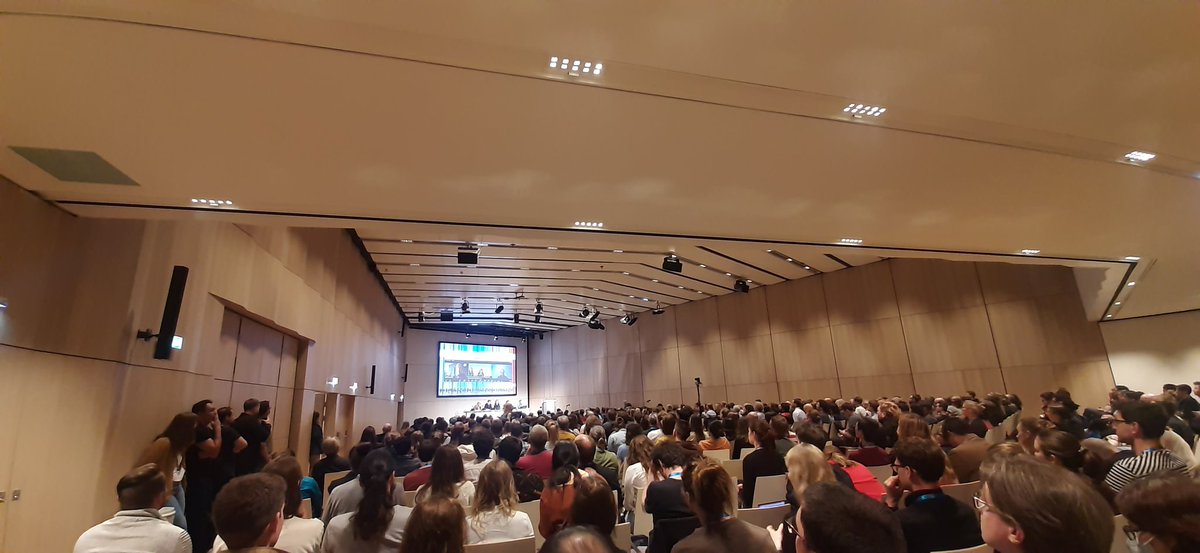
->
<box><xmin>1</xmin><ymin>2</ymin><xmax>1198</xmax><ymax>552</ymax></box>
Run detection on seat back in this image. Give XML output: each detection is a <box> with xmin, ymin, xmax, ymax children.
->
<box><xmin>464</xmin><ymin>537</ymin><xmax>536</xmax><ymax>553</ymax></box>
<box><xmin>647</xmin><ymin>516</ymin><xmax>700</xmax><ymax>553</ymax></box>
<box><xmin>702</xmin><ymin>449</ymin><xmax>731</xmax><ymax>461</ymax></box>
<box><xmin>720</xmin><ymin>459</ymin><xmax>743</xmax><ymax>481</ymax></box>
<box><xmin>515</xmin><ymin>500</ymin><xmax>543</xmax><ymax>550</ymax></box>
<box><xmin>400</xmin><ymin>490</ymin><xmax>418</xmax><ymax>507</ymax></box>
<box><xmin>611</xmin><ymin>522</ymin><xmax>632</xmax><ymax>552</ymax></box>
<box><xmin>299</xmin><ymin>498</ymin><xmax>313</xmax><ymax>519</ymax></box>
<box><xmin>1111</xmin><ymin>514</ymin><xmax>1128</xmax><ymax>553</ymax></box>
<box><xmin>322</xmin><ymin>470</ymin><xmax>351</xmax><ymax>512</ymax></box>
<box><xmin>867</xmin><ymin>464</ymin><xmax>893</xmax><ymax>484</ymax></box>
<box><xmin>930</xmin><ymin>544</ymin><xmax>991</xmax><ymax>553</ymax></box>
<box><xmin>941</xmin><ymin>481</ymin><xmax>983</xmax><ymax>507</ymax></box>
<box><xmin>735</xmin><ymin>504</ymin><xmax>790</xmax><ymax>529</ymax></box>
<box><xmin>751</xmin><ymin>474</ymin><xmax>788</xmax><ymax>507</ymax></box>
<box><xmin>632</xmin><ymin>487</ymin><xmax>653</xmax><ymax>539</ymax></box>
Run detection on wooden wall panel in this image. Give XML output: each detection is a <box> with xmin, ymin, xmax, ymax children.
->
<box><xmin>233</xmin><ymin>318</ymin><xmax>285</xmax><ymax>386</ymax></box>
<box><xmin>771</xmin><ymin>327</ymin><xmax>838</xmax><ymax>381</ymax></box>
<box><xmin>978</xmin><ymin>262</ymin><xmax>1077</xmax><ymax>304</ymax></box>
<box><xmin>605</xmin><ymin>321</ymin><xmax>640</xmax><ymax>357</ymax></box>
<box><xmin>986</xmin><ymin>299</ymin><xmax>1052</xmax><ymax>367</ymax></box>
<box><xmin>552</xmin><ymin>327</ymin><xmax>580</xmax><ymax>364</ymax></box>
<box><xmin>644</xmin><ymin>387</ymin><xmax>683</xmax><ymax>408</ymax></box>
<box><xmin>726</xmin><ymin>383</ymin><xmax>781</xmax><ymax>404</ymax></box>
<box><xmin>674</xmin><ymin>297</ymin><xmax>722</xmax><ymax>346</ymax></box>
<box><xmin>580</xmin><ymin>324</ymin><xmax>607</xmax><ymax>359</ymax></box>
<box><xmin>720</xmin><ymin>335</ymin><xmax>777</xmax><ymax>386</ymax></box>
<box><xmin>1036</xmin><ymin>294</ymin><xmax>1109</xmax><ymax>364</ymax></box>
<box><xmin>640</xmin><ymin>348</ymin><xmax>681</xmax><ymax>392</ymax></box>
<box><xmin>823</xmin><ymin>262</ymin><xmax>900</xmax><ymax>325</ymax></box>
<box><xmin>279</xmin><ymin>335</ymin><xmax>300</xmax><ymax>388</ymax></box>
<box><xmin>606</xmin><ymin>353</ymin><xmax>644</xmax><ymax>398</ymax></box>
<box><xmin>840</xmin><ymin>374</ymin><xmax>916</xmax><ymax>400</ymax></box>
<box><xmin>891</xmin><ymin>259</ymin><xmax>984</xmax><ymax>315</ymax></box>
<box><xmin>637</xmin><ymin>308</ymin><xmax>678</xmax><ymax>352</ymax></box>
<box><xmin>778</xmin><ymin>378</ymin><xmax>842</xmax><ymax>402</ymax></box>
<box><xmin>207</xmin><ymin>308</ymin><xmax>242</xmax><ymax>380</ymax></box>
<box><xmin>912</xmin><ymin>369</ymin><xmax>1005</xmax><ymax>399</ymax></box>
<box><xmin>677</xmin><ymin>342</ymin><xmax>726</xmax><ymax>391</ymax></box>
<box><xmin>765</xmin><ymin>277</ymin><xmax>829</xmax><ymax>333</ymax></box>
<box><xmin>902</xmin><ymin>306</ymin><xmax>999</xmax><ymax>373</ymax></box>
<box><xmin>830</xmin><ymin>318</ymin><xmax>911</xmax><ymax>378</ymax></box>
<box><xmin>717</xmin><ymin>287</ymin><xmax>771</xmax><ymax>340</ymax></box>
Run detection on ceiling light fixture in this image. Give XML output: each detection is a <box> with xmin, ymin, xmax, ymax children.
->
<box><xmin>1020</xmin><ymin>249</ymin><xmax>1041</xmax><ymax>255</ymax></box>
<box><xmin>461</xmin><ymin>300</ymin><xmax>470</xmax><ymax>313</ymax></box>
<box><xmin>620</xmin><ymin>313</ymin><xmax>638</xmax><ymax>326</ymax></box>
<box><xmin>573</xmin><ymin>221</ymin><xmax>604</xmax><ymax>229</ymax></box>
<box><xmin>843</xmin><ymin>103</ymin><xmax>886</xmax><ymax>118</ymax></box>
<box><xmin>1127</xmin><ymin>282</ymin><xmax>1136</xmax><ymax>287</ymax></box>
<box><xmin>513</xmin><ymin>313</ymin><xmax>520</xmax><ymax>323</ymax></box>
<box><xmin>613</xmin><ymin>250</ymin><xmax>623</xmax><ymax>253</ymax></box>
<box><xmin>1123</xmin><ymin>256</ymin><xmax>1141</xmax><ymax>261</ymax></box>
<box><xmin>1114</xmin><ymin>301</ymin><xmax>1121</xmax><ymax>305</ymax></box>
<box><xmin>1105</xmin><ymin>315</ymin><xmax>1113</xmax><ymax>318</ymax></box>
<box><xmin>535</xmin><ymin>301</ymin><xmax>543</xmax><ymax>314</ymax></box>
<box><xmin>417</xmin><ymin>312</ymin><xmax>425</xmax><ymax>322</ymax></box>
<box><xmin>494</xmin><ymin>304</ymin><xmax>504</xmax><ymax>314</ymax></box>
<box><xmin>547</xmin><ymin>246</ymin><xmax>558</xmax><ymax>250</ymax></box>
<box><xmin>534</xmin><ymin>314</ymin><xmax>542</xmax><ymax>323</ymax></box>
<box><xmin>580</xmin><ymin>306</ymin><xmax>591</xmax><ymax>318</ymax></box>
<box><xmin>622</xmin><ymin>271</ymin><xmax>630</xmax><ymax>275</ymax></box>
<box><xmin>840</xmin><ymin>238</ymin><xmax>864</xmax><ymax>245</ymax></box>
<box><xmin>401</xmin><ymin>239</ymin><xmax>413</xmax><ymax>243</ymax></box>
<box><xmin>1124</xmin><ymin>151</ymin><xmax>1156</xmax><ymax>162</ymax></box>
<box><xmin>652</xmin><ymin>302</ymin><xmax>665</xmax><ymax>315</ymax></box>
<box><xmin>191</xmin><ymin>198</ymin><xmax>234</xmax><ymax>208</ymax></box>
<box><xmin>550</xmin><ymin>57</ymin><xmax>603</xmax><ymax>75</ymax></box>
<box><xmin>734</xmin><ymin>280</ymin><xmax>750</xmax><ymax>293</ymax></box>
<box><xmin>587</xmin><ymin>318</ymin><xmax>606</xmax><ymax>330</ymax></box>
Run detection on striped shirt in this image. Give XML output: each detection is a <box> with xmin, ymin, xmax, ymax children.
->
<box><xmin>1103</xmin><ymin>449</ymin><xmax>1188</xmax><ymax>494</ymax></box>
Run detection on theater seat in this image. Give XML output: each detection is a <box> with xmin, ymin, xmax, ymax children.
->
<box><xmin>464</xmin><ymin>536</ymin><xmax>536</xmax><ymax>553</ymax></box>
<box><xmin>751</xmin><ymin>474</ymin><xmax>787</xmax><ymax>507</ymax></box>
<box><xmin>736</xmin><ymin>504</ymin><xmax>789</xmax><ymax>529</ymax></box>
<box><xmin>931</xmin><ymin>544</ymin><xmax>991</xmax><ymax>553</ymax></box>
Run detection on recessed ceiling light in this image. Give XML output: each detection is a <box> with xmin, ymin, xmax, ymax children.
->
<box><xmin>401</xmin><ymin>239</ymin><xmax>413</xmax><ymax>243</ymax></box>
<box><xmin>803</xmin><ymin>265</ymin><xmax>811</xmax><ymax>270</ymax></box>
<box><xmin>409</xmin><ymin>263</ymin><xmax>420</xmax><ymax>267</ymax></box>
<box><xmin>191</xmin><ymin>198</ymin><xmax>233</xmax><ymax>207</ymax></box>
<box><xmin>613</xmin><ymin>250</ymin><xmax>623</xmax><ymax>253</ymax></box>
<box><xmin>1123</xmin><ymin>256</ymin><xmax>1140</xmax><ymax>261</ymax></box>
<box><xmin>470</xmin><ymin>323</ymin><xmax>478</xmax><ymax>326</ymax></box>
<box><xmin>766</xmin><ymin>249</ymin><xmax>774</xmax><ymax>253</ymax></box>
<box><xmin>746</xmin><ymin>280</ymin><xmax>753</xmax><ymax>283</ymax></box>
<box><xmin>622</xmin><ymin>271</ymin><xmax>630</xmax><ymax>275</ymax></box>
<box><xmin>843</xmin><ymin>103</ymin><xmax>886</xmax><ymax>117</ymax></box>
<box><xmin>1105</xmin><ymin>314</ymin><xmax>1113</xmax><ymax>318</ymax></box>
<box><xmin>642</xmin><ymin>298</ymin><xmax>650</xmax><ymax>301</ymax></box>
<box><xmin>1124</xmin><ymin>151</ymin><xmax>1156</xmax><ymax>162</ymax></box>
<box><xmin>1020</xmin><ymin>249</ymin><xmax>1041</xmax><ymax>255</ymax></box>
<box><xmin>1114</xmin><ymin>301</ymin><xmax>1121</xmax><ymax>305</ymax></box>
<box><xmin>573</xmin><ymin>221</ymin><xmax>604</xmax><ymax>229</ymax></box>
<box><xmin>699</xmin><ymin>264</ymin><xmax>706</xmax><ymax>268</ymax></box>
<box><xmin>677</xmin><ymin>286</ymin><xmax>685</xmax><ymax>289</ymax></box>
<box><xmin>1127</xmin><ymin>282</ymin><xmax>1136</xmax><ymax>287</ymax></box>
<box><xmin>840</xmin><ymin>238</ymin><xmax>864</xmax><ymax>245</ymax></box>
<box><xmin>551</xmin><ymin>56</ymin><xmax>603</xmax><ymax>74</ymax></box>
<box><xmin>592</xmin><ymin>288</ymin><xmax>599</xmax><ymax>291</ymax></box>
<box><xmin>651</xmin><ymin>279</ymin><xmax>659</xmax><ymax>282</ymax></box>
<box><xmin>547</xmin><ymin>246</ymin><xmax>558</xmax><ymax>250</ymax></box>
<box><xmin>509</xmin><ymin>283</ymin><xmax>519</xmax><ymax>286</ymax></box>
<box><xmin>785</xmin><ymin>258</ymin><xmax>793</xmax><ymax>262</ymax></box>
<box><xmin>571</xmin><ymin>269</ymin><xmax>580</xmax><ymax>272</ymax></box>
<box><xmin>725</xmin><ymin>272</ymin><xmax>732</xmax><ymax>276</ymax></box>
<box><xmin>628</xmin><ymin>295</ymin><xmax>635</xmax><ymax>298</ymax></box>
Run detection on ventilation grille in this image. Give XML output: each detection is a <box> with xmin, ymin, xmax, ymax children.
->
<box><xmin>10</xmin><ymin>146</ymin><xmax>138</xmax><ymax>185</ymax></box>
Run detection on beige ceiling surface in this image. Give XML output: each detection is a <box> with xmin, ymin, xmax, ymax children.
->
<box><xmin>0</xmin><ymin>2</ymin><xmax>1196</xmax><ymax>322</ymax></box>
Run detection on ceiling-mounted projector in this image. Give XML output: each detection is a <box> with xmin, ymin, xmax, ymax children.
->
<box><xmin>458</xmin><ymin>246</ymin><xmax>480</xmax><ymax>264</ymax></box>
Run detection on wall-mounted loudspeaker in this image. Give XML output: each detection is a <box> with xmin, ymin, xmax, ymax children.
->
<box><xmin>403</xmin><ymin>363</ymin><xmax>409</xmax><ymax>383</ymax></box>
<box><xmin>367</xmin><ymin>364</ymin><xmax>377</xmax><ymax>394</ymax></box>
<box><xmin>136</xmin><ymin>265</ymin><xmax>189</xmax><ymax>360</ymax></box>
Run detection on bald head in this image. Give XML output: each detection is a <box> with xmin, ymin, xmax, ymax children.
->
<box><xmin>574</xmin><ymin>434</ymin><xmax>596</xmax><ymax>467</ymax></box>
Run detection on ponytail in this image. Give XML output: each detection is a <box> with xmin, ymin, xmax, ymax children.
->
<box><xmin>751</xmin><ymin>420</ymin><xmax>776</xmax><ymax>453</ymax></box>
<box><xmin>549</xmin><ymin>441</ymin><xmax>581</xmax><ymax>487</ymax></box>
<box><xmin>352</xmin><ymin>450</ymin><xmax>396</xmax><ymax>542</ymax></box>
<box><xmin>682</xmin><ymin>457</ymin><xmax>734</xmax><ymax>529</ymax></box>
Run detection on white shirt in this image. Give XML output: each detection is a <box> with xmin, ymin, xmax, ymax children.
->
<box><xmin>213</xmin><ymin>517</ymin><xmax>324</xmax><ymax>553</ymax></box>
<box><xmin>466</xmin><ymin>509</ymin><xmax>534</xmax><ymax>544</ymax></box>
<box><xmin>458</xmin><ymin>443</ymin><xmax>478</xmax><ymax>462</ymax></box>
<box><xmin>646</xmin><ymin>429</ymin><xmax>663</xmax><ymax>442</ymax></box>
<box><xmin>621</xmin><ymin>462</ymin><xmax>647</xmax><ymax>512</ymax></box>
<box><xmin>322</xmin><ymin>506</ymin><xmax>411</xmax><ymax>553</ymax></box>
<box><xmin>323</xmin><ymin>481</ymin><xmax>408</xmax><ymax>523</ymax></box>
<box><xmin>464</xmin><ymin>456</ymin><xmax>494</xmax><ymax>482</ymax></box>
<box><xmin>416</xmin><ymin>481</ymin><xmax>476</xmax><ymax>509</ymax></box>
<box><xmin>74</xmin><ymin>508</ymin><xmax>191</xmax><ymax>553</ymax></box>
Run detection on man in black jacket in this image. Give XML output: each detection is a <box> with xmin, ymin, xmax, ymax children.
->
<box><xmin>884</xmin><ymin>438</ymin><xmax>983</xmax><ymax>553</ymax></box>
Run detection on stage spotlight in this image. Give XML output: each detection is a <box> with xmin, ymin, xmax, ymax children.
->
<box><xmin>589</xmin><ymin>310</ymin><xmax>600</xmax><ymax>322</ymax></box>
<box><xmin>580</xmin><ymin>306</ymin><xmax>591</xmax><ymax>318</ymax></box>
<box><xmin>534</xmin><ymin>314</ymin><xmax>542</xmax><ymax>323</ymax></box>
<box><xmin>493</xmin><ymin>336</ymin><xmax>498</xmax><ymax>341</ymax></box>
<box><xmin>495</xmin><ymin>305</ymin><xmax>504</xmax><ymax>313</ymax></box>
<box><xmin>587</xmin><ymin>319</ymin><xmax>606</xmax><ymax>330</ymax></box>
<box><xmin>417</xmin><ymin>312</ymin><xmax>425</xmax><ymax>322</ymax></box>
<box><xmin>734</xmin><ymin>279</ymin><xmax>750</xmax><ymax>293</ymax></box>
<box><xmin>620</xmin><ymin>313</ymin><xmax>638</xmax><ymax>326</ymax></box>
<box><xmin>465</xmin><ymin>333</ymin><xmax>471</xmax><ymax>338</ymax></box>
<box><xmin>662</xmin><ymin>254</ymin><xmax>683</xmax><ymax>273</ymax></box>
<box><xmin>440</xmin><ymin>312</ymin><xmax>454</xmax><ymax>321</ymax></box>
<box><xmin>535</xmin><ymin>301</ymin><xmax>543</xmax><ymax>314</ymax></box>
<box><xmin>513</xmin><ymin>313</ymin><xmax>520</xmax><ymax>323</ymax></box>
<box><xmin>461</xmin><ymin>300</ymin><xmax>470</xmax><ymax>313</ymax></box>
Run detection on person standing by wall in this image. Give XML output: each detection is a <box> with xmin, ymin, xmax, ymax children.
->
<box><xmin>137</xmin><ymin>412</ymin><xmax>198</xmax><ymax>531</ymax></box>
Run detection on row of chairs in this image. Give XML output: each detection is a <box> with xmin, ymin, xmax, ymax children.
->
<box><xmin>933</xmin><ymin>514</ymin><xmax>1131</xmax><ymax>553</ymax></box>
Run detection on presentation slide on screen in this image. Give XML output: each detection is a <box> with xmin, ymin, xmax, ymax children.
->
<box><xmin>437</xmin><ymin>342</ymin><xmax>517</xmax><ymax>398</ymax></box>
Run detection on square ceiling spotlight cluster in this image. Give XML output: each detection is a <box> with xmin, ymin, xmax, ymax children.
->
<box><xmin>844</xmin><ymin>103</ymin><xmax>886</xmax><ymax>117</ymax></box>
<box><xmin>550</xmin><ymin>57</ymin><xmax>603</xmax><ymax>75</ymax></box>
<box><xmin>191</xmin><ymin>198</ymin><xmax>233</xmax><ymax>207</ymax></box>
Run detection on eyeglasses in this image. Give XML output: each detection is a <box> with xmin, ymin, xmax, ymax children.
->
<box><xmin>1111</xmin><ymin>418</ymin><xmax>1130</xmax><ymax>425</ymax></box>
<box><xmin>891</xmin><ymin>463</ymin><xmax>905</xmax><ymax>476</ymax></box>
<box><xmin>972</xmin><ymin>492</ymin><xmax>1009</xmax><ymax>521</ymax></box>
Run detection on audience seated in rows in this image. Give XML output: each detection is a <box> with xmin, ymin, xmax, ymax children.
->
<box><xmin>415</xmin><ymin>445</ymin><xmax>475</xmax><ymax>508</ymax></box>
<box><xmin>885</xmin><ymin>438</ymin><xmax>983</xmax><ymax>553</ymax></box>
<box><xmin>213</xmin><ymin>455</ymin><xmax>323</xmax><ymax>553</ymax></box>
<box><xmin>740</xmin><ymin>419</ymin><xmax>787</xmax><ymax>508</ymax></box>
<box><xmin>466</xmin><ymin>461</ymin><xmax>535</xmax><ymax>543</ymax></box>
<box><xmin>322</xmin><ymin>449</ymin><xmax>411</xmax><ymax>553</ymax></box>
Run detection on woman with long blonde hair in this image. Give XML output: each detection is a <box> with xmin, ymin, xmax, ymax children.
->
<box><xmin>621</xmin><ymin>435</ymin><xmax>654</xmax><ymax>515</ymax></box>
<box><xmin>784</xmin><ymin>443</ymin><xmax>834</xmax><ymax>500</ymax></box>
<box><xmin>466</xmin><ymin>461</ymin><xmax>534</xmax><ymax>544</ymax></box>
